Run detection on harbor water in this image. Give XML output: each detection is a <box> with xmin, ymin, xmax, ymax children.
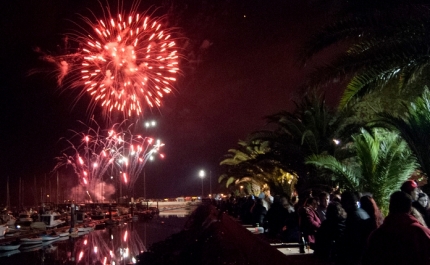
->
<box><xmin>0</xmin><ymin>208</ymin><xmax>192</xmax><ymax>265</ymax></box>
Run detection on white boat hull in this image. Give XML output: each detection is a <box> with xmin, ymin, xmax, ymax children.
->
<box><xmin>41</xmin><ymin>235</ymin><xmax>60</xmax><ymax>241</ymax></box>
<box><xmin>0</xmin><ymin>244</ymin><xmax>20</xmax><ymax>251</ymax></box>
<box><xmin>21</xmin><ymin>238</ymin><xmax>43</xmax><ymax>244</ymax></box>
<box><xmin>0</xmin><ymin>225</ymin><xmax>8</xmax><ymax>237</ymax></box>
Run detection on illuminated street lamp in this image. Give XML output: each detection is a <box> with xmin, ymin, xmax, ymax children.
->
<box><xmin>143</xmin><ymin>120</ymin><xmax>157</xmax><ymax>200</ymax></box>
<box><xmin>199</xmin><ymin>170</ymin><xmax>205</xmax><ymax>198</ymax></box>
<box><xmin>144</xmin><ymin>120</ymin><xmax>157</xmax><ymax>129</ymax></box>
<box><xmin>144</xmin><ymin>155</ymin><xmax>154</xmax><ymax>199</ymax></box>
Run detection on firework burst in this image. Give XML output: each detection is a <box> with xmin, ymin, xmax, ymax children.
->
<box><xmin>39</xmin><ymin>1</ymin><xmax>180</xmax><ymax>119</ymax></box>
<box><xmin>111</xmin><ymin>124</ymin><xmax>164</xmax><ymax>192</ymax></box>
<box><xmin>54</xmin><ymin>120</ymin><xmax>164</xmax><ymax>202</ymax></box>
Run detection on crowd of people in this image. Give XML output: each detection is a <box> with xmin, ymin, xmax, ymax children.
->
<box><xmin>217</xmin><ymin>181</ymin><xmax>430</xmax><ymax>265</ymax></box>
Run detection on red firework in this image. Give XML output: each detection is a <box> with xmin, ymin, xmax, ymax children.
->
<box><xmin>40</xmin><ymin>3</ymin><xmax>180</xmax><ymax>118</ymax></box>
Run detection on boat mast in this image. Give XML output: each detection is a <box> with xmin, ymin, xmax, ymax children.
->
<box><xmin>6</xmin><ymin>176</ymin><xmax>10</xmax><ymax>209</ymax></box>
<box><xmin>56</xmin><ymin>172</ymin><xmax>59</xmax><ymax>205</ymax></box>
<box><xmin>19</xmin><ymin>177</ymin><xmax>21</xmax><ymax>210</ymax></box>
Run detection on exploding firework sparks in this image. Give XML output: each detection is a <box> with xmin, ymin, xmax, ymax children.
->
<box><xmin>54</xmin><ymin>121</ymin><xmax>164</xmax><ymax>202</ymax></box>
<box><xmin>113</xmin><ymin>126</ymin><xmax>165</xmax><ymax>192</ymax></box>
<box><xmin>39</xmin><ymin>2</ymin><xmax>180</xmax><ymax>119</ymax></box>
<box><xmin>53</xmin><ymin>122</ymin><xmax>120</xmax><ymax>201</ymax></box>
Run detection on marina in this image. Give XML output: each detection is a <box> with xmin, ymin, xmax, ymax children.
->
<box><xmin>0</xmin><ymin>203</ymin><xmax>196</xmax><ymax>264</ymax></box>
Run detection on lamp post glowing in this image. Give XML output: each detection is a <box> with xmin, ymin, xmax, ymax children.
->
<box><xmin>209</xmin><ymin>170</ymin><xmax>212</xmax><ymax>197</ymax></box>
<box><xmin>199</xmin><ymin>170</ymin><xmax>205</xmax><ymax>198</ymax></box>
<box><xmin>144</xmin><ymin>120</ymin><xmax>157</xmax><ymax>129</ymax></box>
<box><xmin>144</xmin><ymin>120</ymin><xmax>157</xmax><ymax>200</ymax></box>
<box><xmin>144</xmin><ymin>155</ymin><xmax>154</xmax><ymax>200</ymax></box>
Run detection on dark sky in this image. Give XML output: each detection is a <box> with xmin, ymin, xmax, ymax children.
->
<box><xmin>0</xmin><ymin>0</ymin><xmax>341</xmax><ymax>204</ymax></box>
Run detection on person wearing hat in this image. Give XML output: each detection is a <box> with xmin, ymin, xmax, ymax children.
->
<box><xmin>400</xmin><ymin>180</ymin><xmax>428</xmax><ymax>227</ymax></box>
<box><xmin>401</xmin><ymin>180</ymin><xmax>420</xmax><ymax>200</ymax></box>
<box><xmin>363</xmin><ymin>191</ymin><xmax>430</xmax><ymax>265</ymax></box>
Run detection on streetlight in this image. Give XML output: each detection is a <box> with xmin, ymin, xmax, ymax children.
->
<box><xmin>209</xmin><ymin>170</ymin><xmax>212</xmax><ymax>197</ymax></box>
<box><xmin>199</xmin><ymin>170</ymin><xmax>205</xmax><ymax>199</ymax></box>
<box><xmin>145</xmin><ymin>120</ymin><xmax>157</xmax><ymax>129</ymax></box>
<box><xmin>143</xmin><ymin>120</ymin><xmax>157</xmax><ymax>200</ymax></box>
<box><xmin>144</xmin><ymin>155</ymin><xmax>154</xmax><ymax>200</ymax></box>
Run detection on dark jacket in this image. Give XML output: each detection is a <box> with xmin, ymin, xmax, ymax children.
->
<box><xmin>337</xmin><ymin>208</ymin><xmax>371</xmax><ymax>263</ymax></box>
<box><xmin>363</xmin><ymin>213</ymin><xmax>430</xmax><ymax>265</ymax></box>
<box><xmin>299</xmin><ymin>206</ymin><xmax>321</xmax><ymax>245</ymax></box>
<box><xmin>315</xmin><ymin>217</ymin><xmax>346</xmax><ymax>261</ymax></box>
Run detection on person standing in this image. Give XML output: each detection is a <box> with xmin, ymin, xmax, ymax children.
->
<box><xmin>416</xmin><ymin>192</ymin><xmax>430</xmax><ymax>227</ymax></box>
<box><xmin>337</xmin><ymin>191</ymin><xmax>371</xmax><ymax>265</ymax></box>
<box><xmin>316</xmin><ymin>192</ymin><xmax>330</xmax><ymax>222</ymax></box>
<box><xmin>299</xmin><ymin>197</ymin><xmax>321</xmax><ymax>250</ymax></box>
<box><xmin>363</xmin><ymin>191</ymin><xmax>430</xmax><ymax>265</ymax></box>
<box><xmin>359</xmin><ymin>195</ymin><xmax>383</xmax><ymax>231</ymax></box>
<box><xmin>401</xmin><ymin>180</ymin><xmax>428</xmax><ymax>227</ymax></box>
<box><xmin>314</xmin><ymin>201</ymin><xmax>346</xmax><ymax>261</ymax></box>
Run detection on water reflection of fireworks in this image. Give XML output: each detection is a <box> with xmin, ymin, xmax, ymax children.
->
<box><xmin>74</xmin><ymin>225</ymin><xmax>145</xmax><ymax>264</ymax></box>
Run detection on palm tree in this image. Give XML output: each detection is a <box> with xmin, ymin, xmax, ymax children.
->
<box><xmin>219</xmin><ymin>140</ymin><xmax>298</xmax><ymax>197</ymax></box>
<box><xmin>252</xmin><ymin>93</ymin><xmax>351</xmax><ymax>192</ymax></box>
<box><xmin>306</xmin><ymin>127</ymin><xmax>418</xmax><ymax>214</ymax></box>
<box><xmin>265</xmin><ymin>93</ymin><xmax>338</xmax><ymax>155</ymax></box>
<box><xmin>375</xmin><ymin>88</ymin><xmax>430</xmax><ymax>179</ymax></box>
<box><xmin>302</xmin><ymin>2</ymin><xmax>430</xmax><ymax>108</ymax></box>
<box><xmin>218</xmin><ymin>94</ymin><xmax>349</xmax><ymax>197</ymax></box>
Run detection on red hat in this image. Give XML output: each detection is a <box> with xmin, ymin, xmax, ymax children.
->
<box><xmin>400</xmin><ymin>180</ymin><xmax>418</xmax><ymax>194</ymax></box>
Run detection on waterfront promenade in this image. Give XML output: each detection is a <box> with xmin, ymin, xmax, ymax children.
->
<box><xmin>138</xmin><ymin>202</ymin><xmax>330</xmax><ymax>265</ymax></box>
<box><xmin>220</xmin><ymin>210</ymin><xmax>329</xmax><ymax>265</ymax></box>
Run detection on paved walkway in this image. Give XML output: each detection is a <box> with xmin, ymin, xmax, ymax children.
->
<box><xmin>219</xmin><ymin>213</ymin><xmax>330</xmax><ymax>264</ymax></box>
<box><xmin>243</xmin><ymin>225</ymin><xmax>315</xmax><ymax>255</ymax></box>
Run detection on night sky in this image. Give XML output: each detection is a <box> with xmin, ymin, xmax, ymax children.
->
<box><xmin>0</xmin><ymin>0</ymin><xmax>341</xmax><ymax>204</ymax></box>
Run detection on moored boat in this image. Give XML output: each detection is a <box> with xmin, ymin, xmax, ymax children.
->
<box><xmin>40</xmin><ymin>211</ymin><xmax>66</xmax><ymax>228</ymax></box>
<box><xmin>0</xmin><ymin>242</ymin><xmax>21</xmax><ymax>251</ymax></box>
<box><xmin>1</xmin><ymin>210</ymin><xmax>17</xmax><ymax>227</ymax></box>
<box><xmin>59</xmin><ymin>231</ymin><xmax>69</xmax><ymax>237</ymax></box>
<box><xmin>0</xmin><ymin>249</ymin><xmax>20</xmax><ymax>257</ymax></box>
<box><xmin>41</xmin><ymin>234</ymin><xmax>60</xmax><ymax>241</ymax></box>
<box><xmin>77</xmin><ymin>224</ymin><xmax>95</xmax><ymax>233</ymax></box>
<box><xmin>0</xmin><ymin>224</ymin><xmax>8</xmax><ymax>237</ymax></box>
<box><xmin>21</xmin><ymin>237</ymin><xmax>43</xmax><ymax>245</ymax></box>
<box><xmin>20</xmin><ymin>243</ymin><xmax>43</xmax><ymax>252</ymax></box>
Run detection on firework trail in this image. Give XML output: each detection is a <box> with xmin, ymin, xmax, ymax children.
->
<box><xmin>38</xmin><ymin>1</ymin><xmax>180</xmax><ymax>119</ymax></box>
<box><xmin>112</xmin><ymin>123</ymin><xmax>164</xmax><ymax>193</ymax></box>
<box><xmin>53</xmin><ymin>121</ymin><xmax>120</xmax><ymax>202</ymax></box>
<box><xmin>54</xmin><ymin>120</ymin><xmax>164</xmax><ymax>202</ymax></box>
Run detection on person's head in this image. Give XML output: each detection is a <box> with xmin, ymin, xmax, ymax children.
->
<box><xmin>400</xmin><ymin>180</ymin><xmax>419</xmax><ymax>201</ymax></box>
<box><xmin>341</xmin><ymin>191</ymin><xmax>359</xmax><ymax>212</ymax></box>
<box><xmin>281</xmin><ymin>196</ymin><xmax>295</xmax><ymax>213</ymax></box>
<box><xmin>326</xmin><ymin>201</ymin><xmax>347</xmax><ymax>221</ymax></box>
<box><xmin>330</xmin><ymin>193</ymin><xmax>341</xmax><ymax>203</ymax></box>
<box><xmin>389</xmin><ymin>191</ymin><xmax>412</xmax><ymax>214</ymax></box>
<box><xmin>418</xmin><ymin>193</ymin><xmax>429</xmax><ymax>209</ymax></box>
<box><xmin>255</xmin><ymin>198</ymin><xmax>264</xmax><ymax>206</ymax></box>
<box><xmin>318</xmin><ymin>192</ymin><xmax>330</xmax><ymax>209</ymax></box>
<box><xmin>305</xmin><ymin>197</ymin><xmax>318</xmax><ymax>210</ymax></box>
<box><xmin>281</xmin><ymin>196</ymin><xmax>290</xmax><ymax>208</ymax></box>
<box><xmin>359</xmin><ymin>195</ymin><xmax>380</xmax><ymax>220</ymax></box>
